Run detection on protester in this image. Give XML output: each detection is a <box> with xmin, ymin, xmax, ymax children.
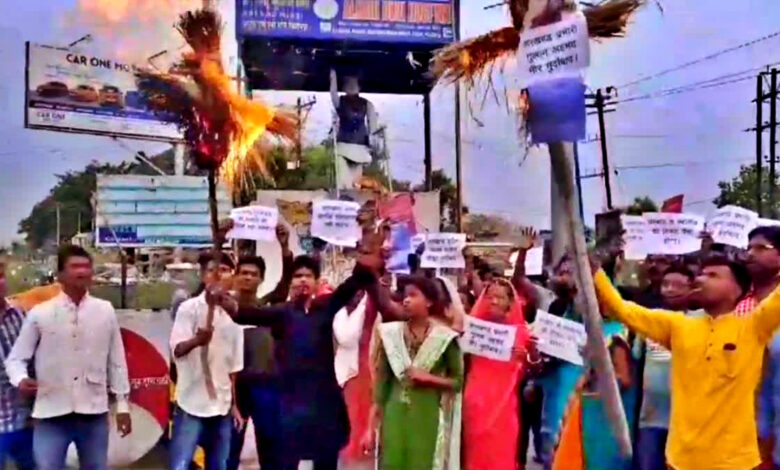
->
<box><xmin>229</xmin><ymin>254</ymin><xmax>378</xmax><ymax>470</ymax></box>
<box><xmin>169</xmin><ymin>255</ymin><xmax>244</xmax><ymax>470</ymax></box>
<box><xmin>435</xmin><ymin>276</ymin><xmax>466</xmax><ymax>332</ymax></box>
<box><xmin>0</xmin><ymin>257</ymin><xmax>34</xmax><ymax>470</ymax></box>
<box><xmin>226</xmin><ymin>226</ymin><xmax>292</xmax><ymax>470</ymax></box>
<box><xmin>636</xmin><ymin>264</ymin><xmax>701</xmax><ymax>470</ymax></box>
<box><xmin>6</xmin><ymin>245</ymin><xmax>131</xmax><ymax>470</ymax></box>
<box><xmin>365</xmin><ymin>275</ymin><xmax>463</xmax><ymax>470</ymax></box>
<box><xmin>463</xmin><ymin>279</ymin><xmax>536</xmax><ymax>470</ymax></box>
<box><xmin>592</xmin><ymin>253</ymin><xmax>780</xmax><ymax>470</ymax></box>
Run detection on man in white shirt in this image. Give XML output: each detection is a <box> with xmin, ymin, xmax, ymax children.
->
<box><xmin>5</xmin><ymin>245</ymin><xmax>131</xmax><ymax>470</ymax></box>
<box><xmin>170</xmin><ymin>254</ymin><xmax>243</xmax><ymax>470</ymax></box>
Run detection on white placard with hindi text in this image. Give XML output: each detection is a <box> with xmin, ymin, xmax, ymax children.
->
<box><xmin>311</xmin><ymin>200</ymin><xmax>361</xmax><ymax>247</ymax></box>
<box><xmin>707</xmin><ymin>205</ymin><xmax>759</xmax><ymax>249</ymax></box>
<box><xmin>518</xmin><ymin>11</ymin><xmax>590</xmax><ymax>85</ymax></box>
<box><xmin>644</xmin><ymin>213</ymin><xmax>705</xmax><ymax>255</ymax></box>
<box><xmin>226</xmin><ymin>205</ymin><xmax>278</xmax><ymax>242</ymax></box>
<box><xmin>420</xmin><ymin>233</ymin><xmax>466</xmax><ymax>269</ymax></box>
<box><xmin>532</xmin><ymin>310</ymin><xmax>586</xmax><ymax>366</ymax></box>
<box><xmin>461</xmin><ymin>315</ymin><xmax>518</xmax><ymax>362</ymax></box>
<box><xmin>622</xmin><ymin>215</ymin><xmax>649</xmax><ymax>260</ymax></box>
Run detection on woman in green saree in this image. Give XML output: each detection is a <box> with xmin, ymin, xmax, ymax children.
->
<box><xmin>363</xmin><ymin>275</ymin><xmax>463</xmax><ymax>470</ymax></box>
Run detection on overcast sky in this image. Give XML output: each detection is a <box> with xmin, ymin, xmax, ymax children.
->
<box><xmin>2</xmin><ymin>0</ymin><xmax>780</xmax><ymax>245</ymax></box>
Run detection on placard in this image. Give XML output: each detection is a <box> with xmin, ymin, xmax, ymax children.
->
<box><xmin>643</xmin><ymin>213</ymin><xmax>705</xmax><ymax>255</ymax></box>
<box><xmin>509</xmin><ymin>246</ymin><xmax>545</xmax><ymax>276</ymax></box>
<box><xmin>420</xmin><ymin>233</ymin><xmax>466</xmax><ymax>269</ymax></box>
<box><xmin>532</xmin><ymin>310</ymin><xmax>586</xmax><ymax>366</ymax></box>
<box><xmin>757</xmin><ymin>218</ymin><xmax>780</xmax><ymax>228</ymax></box>
<box><xmin>518</xmin><ymin>12</ymin><xmax>590</xmax><ymax>85</ymax></box>
<box><xmin>621</xmin><ymin>215</ymin><xmax>649</xmax><ymax>260</ymax></box>
<box><xmin>707</xmin><ymin>205</ymin><xmax>759</xmax><ymax>249</ymax></box>
<box><xmin>461</xmin><ymin>316</ymin><xmax>518</xmax><ymax>362</ymax></box>
<box><xmin>311</xmin><ymin>200</ymin><xmax>361</xmax><ymax>247</ymax></box>
<box><xmin>25</xmin><ymin>43</ymin><xmax>181</xmax><ymax>141</ymax></box>
<box><xmin>226</xmin><ymin>205</ymin><xmax>278</xmax><ymax>242</ymax></box>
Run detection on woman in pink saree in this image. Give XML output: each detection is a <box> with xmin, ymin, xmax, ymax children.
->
<box><xmin>463</xmin><ymin>279</ymin><xmax>536</xmax><ymax>470</ymax></box>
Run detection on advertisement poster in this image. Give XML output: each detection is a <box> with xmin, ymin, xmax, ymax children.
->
<box><xmin>25</xmin><ymin>43</ymin><xmax>182</xmax><ymax>141</ymax></box>
<box><xmin>237</xmin><ymin>0</ymin><xmax>455</xmax><ymax>45</ymax></box>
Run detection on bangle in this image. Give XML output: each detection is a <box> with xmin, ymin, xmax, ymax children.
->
<box><xmin>526</xmin><ymin>353</ymin><xmax>543</xmax><ymax>365</ymax></box>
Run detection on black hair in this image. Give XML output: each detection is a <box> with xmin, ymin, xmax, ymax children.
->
<box><xmin>236</xmin><ymin>256</ymin><xmax>266</xmax><ymax>277</ymax></box>
<box><xmin>57</xmin><ymin>245</ymin><xmax>92</xmax><ymax>272</ymax></box>
<box><xmin>292</xmin><ymin>255</ymin><xmax>321</xmax><ymax>279</ymax></box>
<box><xmin>662</xmin><ymin>263</ymin><xmax>695</xmax><ymax>282</ymax></box>
<box><xmin>700</xmin><ymin>255</ymin><xmax>752</xmax><ymax>298</ymax></box>
<box><xmin>749</xmin><ymin>226</ymin><xmax>780</xmax><ymax>250</ymax></box>
<box><xmin>198</xmin><ymin>252</ymin><xmax>235</xmax><ymax>271</ymax></box>
<box><xmin>404</xmin><ymin>275</ymin><xmax>443</xmax><ymax>317</ymax></box>
<box><xmin>553</xmin><ymin>253</ymin><xmax>572</xmax><ymax>273</ymax></box>
<box><xmin>436</xmin><ymin>278</ymin><xmax>452</xmax><ymax>308</ymax></box>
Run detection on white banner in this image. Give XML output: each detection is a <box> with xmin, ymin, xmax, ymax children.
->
<box><xmin>311</xmin><ymin>200</ymin><xmax>361</xmax><ymax>247</ymax></box>
<box><xmin>622</xmin><ymin>215</ymin><xmax>649</xmax><ymax>260</ymax></box>
<box><xmin>508</xmin><ymin>246</ymin><xmax>545</xmax><ymax>276</ymax></box>
<box><xmin>518</xmin><ymin>12</ymin><xmax>590</xmax><ymax>85</ymax></box>
<box><xmin>707</xmin><ymin>205</ymin><xmax>759</xmax><ymax>249</ymax></box>
<box><xmin>25</xmin><ymin>43</ymin><xmax>182</xmax><ymax>141</ymax></box>
<box><xmin>420</xmin><ymin>233</ymin><xmax>466</xmax><ymax>269</ymax></box>
<box><xmin>461</xmin><ymin>315</ymin><xmax>518</xmax><ymax>362</ymax></box>
<box><xmin>227</xmin><ymin>205</ymin><xmax>278</xmax><ymax>242</ymax></box>
<box><xmin>531</xmin><ymin>310</ymin><xmax>586</xmax><ymax>366</ymax></box>
<box><xmin>644</xmin><ymin>213</ymin><xmax>705</xmax><ymax>255</ymax></box>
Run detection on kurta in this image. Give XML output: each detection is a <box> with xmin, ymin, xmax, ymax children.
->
<box><xmin>234</xmin><ymin>271</ymin><xmax>371</xmax><ymax>460</ymax></box>
<box><xmin>374</xmin><ymin>324</ymin><xmax>463</xmax><ymax>470</ymax></box>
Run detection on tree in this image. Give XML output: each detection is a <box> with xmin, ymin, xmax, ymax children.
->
<box><xmin>625</xmin><ymin>196</ymin><xmax>658</xmax><ymax>215</ymax></box>
<box><xmin>715</xmin><ymin>164</ymin><xmax>776</xmax><ymax>214</ymax></box>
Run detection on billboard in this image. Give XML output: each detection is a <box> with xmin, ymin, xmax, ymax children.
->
<box><xmin>95</xmin><ymin>175</ymin><xmax>231</xmax><ymax>248</ymax></box>
<box><xmin>237</xmin><ymin>0</ymin><xmax>455</xmax><ymax>45</ymax></box>
<box><xmin>25</xmin><ymin>43</ymin><xmax>182</xmax><ymax>142</ymax></box>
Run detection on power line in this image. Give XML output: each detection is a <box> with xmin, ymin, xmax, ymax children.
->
<box><xmin>615</xmin><ymin>29</ymin><xmax>780</xmax><ymax>89</ymax></box>
<box><xmin>614</xmin><ymin>75</ymin><xmax>755</xmax><ymax>105</ymax></box>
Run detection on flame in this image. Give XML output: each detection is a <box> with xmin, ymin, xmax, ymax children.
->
<box><xmin>136</xmin><ymin>9</ymin><xmax>296</xmax><ymax>194</ymax></box>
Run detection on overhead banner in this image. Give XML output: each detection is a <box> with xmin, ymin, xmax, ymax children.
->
<box><xmin>236</xmin><ymin>0</ymin><xmax>455</xmax><ymax>45</ymax></box>
<box><xmin>25</xmin><ymin>43</ymin><xmax>182</xmax><ymax>142</ymax></box>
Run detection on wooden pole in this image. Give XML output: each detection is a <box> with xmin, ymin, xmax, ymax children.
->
<box><xmin>549</xmin><ymin>142</ymin><xmax>633</xmax><ymax>458</ymax></box>
<box><xmin>202</xmin><ymin>170</ymin><xmax>218</xmax><ymax>400</ymax></box>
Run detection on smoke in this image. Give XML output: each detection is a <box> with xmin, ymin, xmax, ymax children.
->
<box><xmin>62</xmin><ymin>0</ymin><xmax>203</xmax><ymax>65</ymax></box>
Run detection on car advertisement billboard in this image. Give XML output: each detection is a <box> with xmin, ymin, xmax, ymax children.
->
<box><xmin>236</xmin><ymin>0</ymin><xmax>456</xmax><ymax>45</ymax></box>
<box><xmin>25</xmin><ymin>43</ymin><xmax>182</xmax><ymax>142</ymax></box>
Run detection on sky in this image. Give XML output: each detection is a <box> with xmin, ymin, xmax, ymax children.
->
<box><xmin>1</xmin><ymin>0</ymin><xmax>780</xmax><ymax>245</ymax></box>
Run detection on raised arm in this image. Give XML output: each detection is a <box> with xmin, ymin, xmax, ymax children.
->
<box><xmin>748</xmin><ymin>282</ymin><xmax>780</xmax><ymax>344</ymax></box>
<box><xmin>593</xmin><ymin>270</ymin><xmax>678</xmax><ymax>349</ymax></box>
<box><xmin>233</xmin><ymin>303</ymin><xmax>287</xmax><ymax>328</ymax></box>
<box><xmin>365</xmin><ymin>280</ymin><xmax>406</xmax><ymax>322</ymax></box>
<box><xmin>260</xmin><ymin>253</ymin><xmax>293</xmax><ymax>306</ymax></box>
<box><xmin>326</xmin><ymin>265</ymin><xmax>375</xmax><ymax>317</ymax></box>
<box><xmin>5</xmin><ymin>310</ymin><xmax>40</xmax><ymax>387</ymax></box>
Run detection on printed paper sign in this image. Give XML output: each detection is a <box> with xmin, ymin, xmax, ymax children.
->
<box><xmin>311</xmin><ymin>200</ymin><xmax>361</xmax><ymax>247</ymax></box>
<box><xmin>707</xmin><ymin>205</ymin><xmax>759</xmax><ymax>249</ymax></box>
<box><xmin>226</xmin><ymin>205</ymin><xmax>278</xmax><ymax>242</ymax></box>
<box><xmin>532</xmin><ymin>310</ymin><xmax>586</xmax><ymax>366</ymax></box>
<box><xmin>420</xmin><ymin>233</ymin><xmax>466</xmax><ymax>269</ymax></box>
<box><xmin>622</xmin><ymin>215</ymin><xmax>649</xmax><ymax>260</ymax></box>
<box><xmin>643</xmin><ymin>213</ymin><xmax>705</xmax><ymax>255</ymax></box>
<box><xmin>518</xmin><ymin>12</ymin><xmax>590</xmax><ymax>85</ymax></box>
<box><xmin>757</xmin><ymin>218</ymin><xmax>780</xmax><ymax>228</ymax></box>
<box><xmin>461</xmin><ymin>316</ymin><xmax>518</xmax><ymax>362</ymax></box>
<box><xmin>509</xmin><ymin>247</ymin><xmax>545</xmax><ymax>276</ymax></box>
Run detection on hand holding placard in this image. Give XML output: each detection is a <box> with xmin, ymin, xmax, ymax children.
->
<box><xmin>226</xmin><ymin>206</ymin><xmax>278</xmax><ymax>241</ymax></box>
<box><xmin>311</xmin><ymin>200</ymin><xmax>361</xmax><ymax>247</ymax></box>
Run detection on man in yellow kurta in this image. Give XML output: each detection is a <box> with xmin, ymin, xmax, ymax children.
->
<box><xmin>593</xmin><ymin>256</ymin><xmax>780</xmax><ymax>470</ymax></box>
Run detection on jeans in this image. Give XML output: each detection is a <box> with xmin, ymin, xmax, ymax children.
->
<box><xmin>33</xmin><ymin>413</ymin><xmax>108</xmax><ymax>470</ymax></box>
<box><xmin>0</xmin><ymin>428</ymin><xmax>35</xmax><ymax>470</ymax></box>
<box><xmin>170</xmin><ymin>407</ymin><xmax>232</xmax><ymax>470</ymax></box>
<box><xmin>227</xmin><ymin>379</ymin><xmax>282</xmax><ymax>470</ymax></box>
<box><xmin>636</xmin><ymin>427</ymin><xmax>668</xmax><ymax>470</ymax></box>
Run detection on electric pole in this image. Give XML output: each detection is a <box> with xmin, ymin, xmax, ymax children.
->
<box><xmin>770</xmin><ymin>69</ymin><xmax>778</xmax><ymax>218</ymax></box>
<box><xmin>757</xmin><ymin>74</ymin><xmax>764</xmax><ymax>216</ymax></box>
<box><xmin>293</xmin><ymin>96</ymin><xmax>316</xmax><ymax>168</ymax></box>
<box><xmin>586</xmin><ymin>87</ymin><xmax>617</xmax><ymax>209</ymax></box>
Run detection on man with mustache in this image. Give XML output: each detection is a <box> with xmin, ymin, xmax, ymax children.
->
<box><xmin>592</xmin><ymin>254</ymin><xmax>780</xmax><ymax>470</ymax></box>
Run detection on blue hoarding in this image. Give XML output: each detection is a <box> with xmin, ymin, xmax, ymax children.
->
<box><xmin>237</xmin><ymin>0</ymin><xmax>455</xmax><ymax>45</ymax></box>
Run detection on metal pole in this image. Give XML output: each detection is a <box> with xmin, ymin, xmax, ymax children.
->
<box><xmin>770</xmin><ymin>69</ymin><xmax>778</xmax><ymax>218</ymax></box>
<box><xmin>174</xmin><ymin>143</ymin><xmax>186</xmax><ymax>176</ymax></box>
<box><xmin>56</xmin><ymin>203</ymin><xmax>61</xmax><ymax>247</ymax></box>
<box><xmin>574</xmin><ymin>141</ymin><xmax>584</xmax><ymax>220</ymax></box>
<box><xmin>596</xmin><ymin>89</ymin><xmax>613</xmax><ymax>209</ymax></box>
<box><xmin>423</xmin><ymin>93</ymin><xmax>433</xmax><ymax>191</ymax></box>
<box><xmin>757</xmin><ymin>74</ymin><xmax>764</xmax><ymax>216</ymax></box>
<box><xmin>455</xmin><ymin>83</ymin><xmax>464</xmax><ymax>232</ymax></box>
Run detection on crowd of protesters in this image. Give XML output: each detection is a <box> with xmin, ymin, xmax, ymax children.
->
<box><xmin>2</xmin><ymin>220</ymin><xmax>780</xmax><ymax>470</ymax></box>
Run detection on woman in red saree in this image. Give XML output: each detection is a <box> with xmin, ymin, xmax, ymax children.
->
<box><xmin>463</xmin><ymin>279</ymin><xmax>536</xmax><ymax>470</ymax></box>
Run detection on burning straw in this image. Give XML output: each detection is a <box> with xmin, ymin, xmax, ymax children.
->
<box><xmin>431</xmin><ymin>0</ymin><xmax>643</xmax><ymax>84</ymax></box>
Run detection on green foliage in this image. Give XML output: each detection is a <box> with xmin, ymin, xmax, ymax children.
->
<box><xmin>714</xmin><ymin>164</ymin><xmax>776</xmax><ymax>214</ymax></box>
<box><xmin>625</xmin><ymin>196</ymin><xmax>659</xmax><ymax>215</ymax></box>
